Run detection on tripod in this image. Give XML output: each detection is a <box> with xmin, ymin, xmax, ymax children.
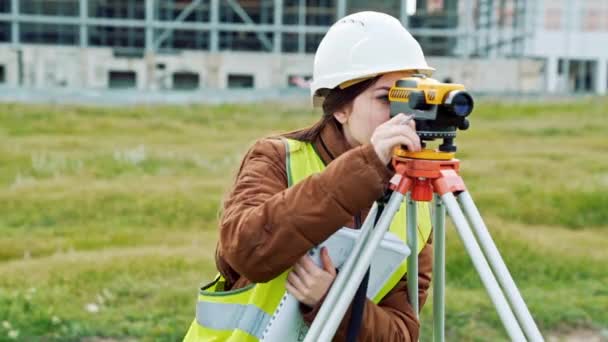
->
<box><xmin>303</xmin><ymin>148</ymin><xmax>544</xmax><ymax>342</ymax></box>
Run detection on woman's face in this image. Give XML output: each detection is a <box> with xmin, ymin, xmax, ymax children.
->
<box><xmin>334</xmin><ymin>70</ymin><xmax>414</xmax><ymax>147</ymax></box>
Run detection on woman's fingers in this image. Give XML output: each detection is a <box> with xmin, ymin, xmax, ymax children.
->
<box><xmin>371</xmin><ymin>113</ymin><xmax>421</xmax><ymax>163</ymax></box>
<box><xmin>372</xmin><ymin>130</ymin><xmax>418</xmax><ymax>152</ymax></box>
<box><xmin>406</xmin><ymin>117</ymin><xmax>416</xmax><ymax>131</ymax></box>
<box><xmin>383</xmin><ymin>113</ymin><xmax>407</xmax><ymax>125</ymax></box>
<box><xmin>375</xmin><ymin>126</ymin><xmax>421</xmax><ymax>152</ymax></box>
<box><xmin>288</xmin><ymin>271</ymin><xmax>307</xmax><ymax>292</ymax></box>
<box><xmin>320</xmin><ymin>247</ymin><xmax>336</xmax><ymax>276</ymax></box>
<box><xmin>296</xmin><ymin>252</ymin><xmax>336</xmax><ymax>281</ymax></box>
<box><xmin>293</xmin><ymin>262</ymin><xmax>312</xmax><ymax>287</ymax></box>
<box><xmin>288</xmin><ymin>261</ymin><xmax>316</xmax><ymax>306</ymax></box>
<box><xmin>385</xmin><ymin>125</ymin><xmax>421</xmax><ymax>146</ymax></box>
<box><xmin>288</xmin><ymin>251</ymin><xmax>338</xmax><ymax>307</ymax></box>
<box><xmin>384</xmin><ymin>136</ymin><xmax>417</xmax><ymax>154</ymax></box>
<box><xmin>286</xmin><ymin>278</ymin><xmax>305</xmax><ymax>301</ymax></box>
<box><xmin>389</xmin><ymin>113</ymin><xmax>415</xmax><ymax>127</ymax></box>
<box><xmin>378</xmin><ymin>113</ymin><xmax>410</xmax><ymax>131</ymax></box>
<box><xmin>300</xmin><ymin>255</ymin><xmax>322</xmax><ymax>277</ymax></box>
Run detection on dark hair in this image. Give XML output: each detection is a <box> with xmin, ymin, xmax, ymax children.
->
<box><xmin>284</xmin><ymin>76</ymin><xmax>381</xmax><ymax>142</ymax></box>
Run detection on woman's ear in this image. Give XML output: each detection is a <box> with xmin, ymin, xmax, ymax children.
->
<box><xmin>333</xmin><ymin>109</ymin><xmax>350</xmax><ymax>124</ymax></box>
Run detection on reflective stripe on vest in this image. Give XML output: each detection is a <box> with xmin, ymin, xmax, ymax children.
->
<box><xmin>183</xmin><ymin>138</ymin><xmax>433</xmax><ymax>342</ymax></box>
<box><xmin>196</xmin><ymin>302</ymin><xmax>271</xmax><ymax>338</ymax></box>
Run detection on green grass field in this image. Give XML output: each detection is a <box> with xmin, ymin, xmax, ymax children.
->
<box><xmin>1</xmin><ymin>98</ymin><xmax>607</xmax><ymax>341</ymax></box>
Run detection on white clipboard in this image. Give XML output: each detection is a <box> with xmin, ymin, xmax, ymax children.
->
<box><xmin>261</xmin><ymin>227</ymin><xmax>411</xmax><ymax>341</ymax></box>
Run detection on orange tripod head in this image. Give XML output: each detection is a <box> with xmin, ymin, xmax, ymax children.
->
<box><xmin>388</xmin><ymin>147</ymin><xmax>466</xmax><ymax>201</ymax></box>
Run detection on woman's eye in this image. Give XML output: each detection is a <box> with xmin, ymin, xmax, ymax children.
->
<box><xmin>377</xmin><ymin>95</ymin><xmax>389</xmax><ymax>102</ymax></box>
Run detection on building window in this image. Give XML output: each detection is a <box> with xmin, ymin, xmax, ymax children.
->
<box><xmin>173</xmin><ymin>72</ymin><xmax>200</xmax><ymax>90</ymax></box>
<box><xmin>282</xmin><ymin>33</ymin><xmax>298</xmax><ymax>53</ymax></box>
<box><xmin>414</xmin><ymin>35</ymin><xmax>457</xmax><ymax>57</ymax></box>
<box><xmin>113</xmin><ymin>49</ymin><xmax>144</xmax><ymax>58</ymax></box>
<box><xmin>0</xmin><ymin>65</ymin><xmax>5</xmax><ymax>84</ymax></box>
<box><xmin>287</xmin><ymin>74</ymin><xmax>312</xmax><ymax>88</ymax></box>
<box><xmin>20</xmin><ymin>23</ymin><xmax>79</xmax><ymax>45</ymax></box>
<box><xmin>544</xmin><ymin>7</ymin><xmax>562</xmax><ymax>31</ymax></box>
<box><xmin>0</xmin><ymin>0</ymin><xmax>10</xmax><ymax>13</ymax></box>
<box><xmin>156</xmin><ymin>29</ymin><xmax>210</xmax><ymax>51</ymax></box>
<box><xmin>20</xmin><ymin>0</ymin><xmax>79</xmax><ymax>16</ymax></box>
<box><xmin>108</xmin><ymin>71</ymin><xmax>137</xmax><ymax>89</ymax></box>
<box><xmin>283</xmin><ymin>0</ymin><xmax>299</xmax><ymax>25</ymax></box>
<box><xmin>89</xmin><ymin>26</ymin><xmax>145</xmax><ymax>48</ymax></box>
<box><xmin>306</xmin><ymin>0</ymin><xmax>336</xmax><ymax>25</ymax></box>
<box><xmin>497</xmin><ymin>0</ymin><xmax>514</xmax><ymax>27</ymax></box>
<box><xmin>157</xmin><ymin>0</ymin><xmax>210</xmax><ymax>22</ymax></box>
<box><xmin>219</xmin><ymin>31</ymin><xmax>273</xmax><ymax>52</ymax></box>
<box><xmin>305</xmin><ymin>33</ymin><xmax>324</xmax><ymax>53</ymax></box>
<box><xmin>347</xmin><ymin>0</ymin><xmax>399</xmax><ymax>16</ymax></box>
<box><xmin>283</xmin><ymin>0</ymin><xmax>336</xmax><ymax>25</ymax></box>
<box><xmin>568</xmin><ymin>60</ymin><xmax>596</xmax><ymax>93</ymax></box>
<box><xmin>581</xmin><ymin>9</ymin><xmax>602</xmax><ymax>32</ymax></box>
<box><xmin>227</xmin><ymin>74</ymin><xmax>254</xmax><ymax>88</ymax></box>
<box><xmin>89</xmin><ymin>0</ymin><xmax>145</xmax><ymax>19</ymax></box>
<box><xmin>585</xmin><ymin>60</ymin><xmax>594</xmax><ymax>91</ymax></box>
<box><xmin>220</xmin><ymin>1</ymin><xmax>273</xmax><ymax>24</ymax></box>
<box><xmin>0</xmin><ymin>22</ymin><xmax>9</xmax><ymax>42</ymax></box>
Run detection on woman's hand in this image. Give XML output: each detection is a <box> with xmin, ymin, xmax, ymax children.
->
<box><xmin>370</xmin><ymin>113</ymin><xmax>422</xmax><ymax>165</ymax></box>
<box><xmin>286</xmin><ymin>247</ymin><xmax>336</xmax><ymax>307</ymax></box>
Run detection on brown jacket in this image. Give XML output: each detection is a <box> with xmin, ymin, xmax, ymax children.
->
<box><xmin>215</xmin><ymin>120</ymin><xmax>433</xmax><ymax>341</ymax></box>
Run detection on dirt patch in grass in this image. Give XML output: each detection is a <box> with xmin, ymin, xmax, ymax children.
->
<box><xmin>548</xmin><ymin>328</ymin><xmax>608</xmax><ymax>342</ymax></box>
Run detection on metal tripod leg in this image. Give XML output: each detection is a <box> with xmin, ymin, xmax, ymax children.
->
<box><xmin>433</xmin><ymin>194</ymin><xmax>446</xmax><ymax>342</ymax></box>
<box><xmin>303</xmin><ymin>203</ymin><xmax>379</xmax><ymax>342</ymax></box>
<box><xmin>305</xmin><ymin>191</ymin><xmax>405</xmax><ymax>342</ymax></box>
<box><xmin>406</xmin><ymin>192</ymin><xmax>419</xmax><ymax>316</ymax></box>
<box><xmin>441</xmin><ymin>192</ymin><xmax>527</xmax><ymax>341</ymax></box>
<box><xmin>458</xmin><ymin>191</ymin><xmax>544</xmax><ymax>342</ymax></box>
<box><xmin>304</xmin><ymin>180</ymin><xmax>541</xmax><ymax>341</ymax></box>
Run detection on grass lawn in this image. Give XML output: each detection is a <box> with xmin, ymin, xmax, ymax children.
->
<box><xmin>0</xmin><ymin>98</ymin><xmax>607</xmax><ymax>341</ymax></box>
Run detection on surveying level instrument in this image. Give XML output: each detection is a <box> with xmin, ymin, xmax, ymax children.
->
<box><xmin>389</xmin><ymin>74</ymin><xmax>474</xmax><ymax>153</ymax></box>
<box><xmin>303</xmin><ymin>78</ymin><xmax>544</xmax><ymax>342</ymax></box>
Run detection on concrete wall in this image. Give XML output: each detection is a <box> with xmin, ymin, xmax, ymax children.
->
<box><xmin>0</xmin><ymin>44</ymin><xmax>546</xmax><ymax>94</ymax></box>
<box><xmin>526</xmin><ymin>0</ymin><xmax>608</xmax><ymax>59</ymax></box>
<box><xmin>0</xmin><ymin>46</ymin><xmax>19</xmax><ymax>86</ymax></box>
<box><xmin>429</xmin><ymin>57</ymin><xmax>545</xmax><ymax>93</ymax></box>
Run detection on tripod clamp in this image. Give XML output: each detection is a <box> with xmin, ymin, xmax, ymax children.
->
<box><xmin>390</xmin><ymin>148</ymin><xmax>465</xmax><ymax>200</ymax></box>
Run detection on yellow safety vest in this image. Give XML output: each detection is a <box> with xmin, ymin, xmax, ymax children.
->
<box><xmin>183</xmin><ymin>138</ymin><xmax>432</xmax><ymax>342</ymax></box>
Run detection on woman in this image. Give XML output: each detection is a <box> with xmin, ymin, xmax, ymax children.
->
<box><xmin>185</xmin><ymin>11</ymin><xmax>434</xmax><ymax>342</ymax></box>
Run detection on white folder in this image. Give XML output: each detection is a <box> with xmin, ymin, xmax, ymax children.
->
<box><xmin>261</xmin><ymin>227</ymin><xmax>411</xmax><ymax>341</ymax></box>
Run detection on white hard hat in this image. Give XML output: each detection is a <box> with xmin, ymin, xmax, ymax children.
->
<box><xmin>311</xmin><ymin>11</ymin><xmax>434</xmax><ymax>102</ymax></box>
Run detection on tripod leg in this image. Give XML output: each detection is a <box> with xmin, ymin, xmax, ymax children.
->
<box><xmin>441</xmin><ymin>192</ymin><xmax>527</xmax><ymax>342</ymax></box>
<box><xmin>315</xmin><ymin>191</ymin><xmax>406</xmax><ymax>342</ymax></box>
<box><xmin>432</xmin><ymin>194</ymin><xmax>446</xmax><ymax>342</ymax></box>
<box><xmin>457</xmin><ymin>191</ymin><xmax>544</xmax><ymax>342</ymax></box>
<box><xmin>303</xmin><ymin>203</ymin><xmax>379</xmax><ymax>342</ymax></box>
<box><xmin>406</xmin><ymin>192</ymin><xmax>419</xmax><ymax>316</ymax></box>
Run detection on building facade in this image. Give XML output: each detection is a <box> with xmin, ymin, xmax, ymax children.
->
<box><xmin>525</xmin><ymin>0</ymin><xmax>608</xmax><ymax>94</ymax></box>
<box><xmin>0</xmin><ymin>0</ymin><xmax>605</xmax><ymax>95</ymax></box>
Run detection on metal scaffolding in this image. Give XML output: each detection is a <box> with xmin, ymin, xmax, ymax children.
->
<box><xmin>0</xmin><ymin>0</ymin><xmax>534</xmax><ymax>57</ymax></box>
